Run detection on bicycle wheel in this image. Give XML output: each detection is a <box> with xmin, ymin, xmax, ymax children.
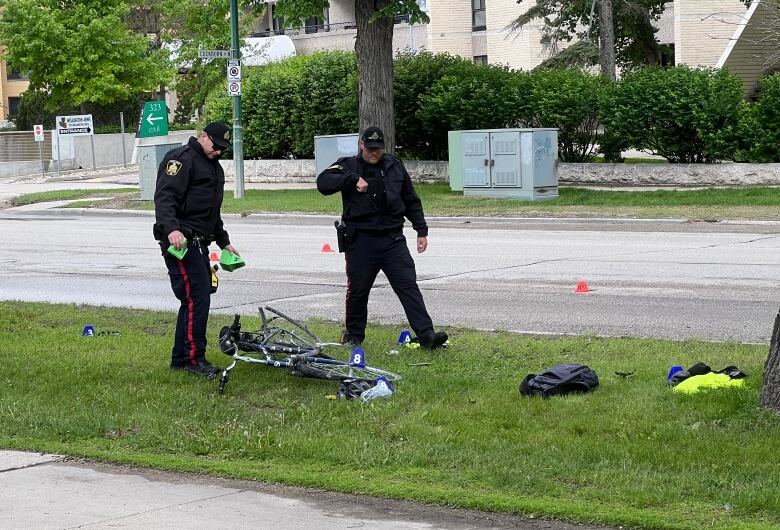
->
<box><xmin>293</xmin><ymin>357</ymin><xmax>400</xmax><ymax>382</ymax></box>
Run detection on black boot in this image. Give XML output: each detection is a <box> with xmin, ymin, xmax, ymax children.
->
<box><xmin>419</xmin><ymin>331</ymin><xmax>448</xmax><ymax>350</ymax></box>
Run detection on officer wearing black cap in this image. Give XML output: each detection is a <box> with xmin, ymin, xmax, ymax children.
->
<box><xmin>153</xmin><ymin>121</ymin><xmax>241</xmax><ymax>378</ymax></box>
<box><xmin>317</xmin><ymin>126</ymin><xmax>448</xmax><ymax>350</ymax></box>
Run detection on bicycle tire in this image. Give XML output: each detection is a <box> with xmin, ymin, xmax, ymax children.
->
<box><xmin>292</xmin><ymin>357</ymin><xmax>400</xmax><ymax>382</ymax></box>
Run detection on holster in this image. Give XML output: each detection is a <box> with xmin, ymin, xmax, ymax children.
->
<box><xmin>334</xmin><ymin>219</ymin><xmax>353</xmax><ymax>253</ymax></box>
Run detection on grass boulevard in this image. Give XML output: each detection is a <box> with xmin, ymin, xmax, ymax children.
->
<box><xmin>3</xmin><ymin>185</ymin><xmax>780</xmax><ymax>529</ymax></box>
<box><xmin>1</xmin><ymin>303</ymin><xmax>777</xmax><ymax>529</ymax></box>
<box><xmin>9</xmin><ymin>183</ymin><xmax>780</xmax><ymax>221</ymax></box>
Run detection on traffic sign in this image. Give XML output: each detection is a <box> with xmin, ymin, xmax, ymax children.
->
<box><xmin>228</xmin><ymin>81</ymin><xmax>242</xmax><ymax>96</ymax></box>
<box><xmin>227</xmin><ymin>59</ymin><xmax>241</xmax><ymax>82</ymax></box>
<box><xmin>199</xmin><ymin>49</ymin><xmax>232</xmax><ymax>59</ymax></box>
<box><xmin>33</xmin><ymin>124</ymin><xmax>44</xmax><ymax>142</ymax></box>
<box><xmin>56</xmin><ymin>115</ymin><xmax>93</xmax><ymax>136</ymax></box>
<box><xmin>137</xmin><ymin>101</ymin><xmax>169</xmax><ymax>138</ymax></box>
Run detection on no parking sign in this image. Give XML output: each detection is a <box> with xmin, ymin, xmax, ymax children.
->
<box><xmin>33</xmin><ymin>124</ymin><xmax>44</xmax><ymax>142</ymax></box>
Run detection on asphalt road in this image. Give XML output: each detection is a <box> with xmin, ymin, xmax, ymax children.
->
<box><xmin>3</xmin><ymin>207</ymin><xmax>780</xmax><ymax>343</ymax></box>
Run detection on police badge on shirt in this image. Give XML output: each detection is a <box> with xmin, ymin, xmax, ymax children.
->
<box><xmin>166</xmin><ymin>160</ymin><xmax>182</xmax><ymax>176</ymax></box>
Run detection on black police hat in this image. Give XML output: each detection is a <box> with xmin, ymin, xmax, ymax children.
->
<box><xmin>203</xmin><ymin>121</ymin><xmax>232</xmax><ymax>149</ymax></box>
<box><xmin>360</xmin><ymin>126</ymin><xmax>385</xmax><ymax>148</ymax></box>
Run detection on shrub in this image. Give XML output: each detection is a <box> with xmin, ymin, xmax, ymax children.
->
<box><xmin>600</xmin><ymin>66</ymin><xmax>743</xmax><ymax>163</ymax></box>
<box><xmin>417</xmin><ymin>62</ymin><xmax>531</xmax><ymax>159</ymax></box>
<box><xmin>735</xmin><ymin>73</ymin><xmax>780</xmax><ymax>163</ymax></box>
<box><xmin>394</xmin><ymin>51</ymin><xmax>475</xmax><ymax>159</ymax></box>
<box><xmin>13</xmin><ymin>90</ymin><xmax>144</xmax><ymax>132</ymax></box>
<box><xmin>204</xmin><ymin>52</ymin><xmax>357</xmax><ymax>159</ymax></box>
<box><xmin>526</xmin><ymin>68</ymin><xmax>607</xmax><ymax>162</ymax></box>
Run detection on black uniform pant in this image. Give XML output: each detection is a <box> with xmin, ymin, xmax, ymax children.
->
<box><xmin>163</xmin><ymin>240</ymin><xmax>211</xmax><ymax>367</ymax></box>
<box><xmin>344</xmin><ymin>231</ymin><xmax>433</xmax><ymax>343</ymax></box>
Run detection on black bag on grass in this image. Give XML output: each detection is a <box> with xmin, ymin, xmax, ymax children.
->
<box><xmin>520</xmin><ymin>364</ymin><xmax>599</xmax><ymax>397</ymax></box>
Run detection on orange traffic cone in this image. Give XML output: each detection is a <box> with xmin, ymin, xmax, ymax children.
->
<box><xmin>209</xmin><ymin>251</ymin><xmax>219</xmax><ymax>261</ymax></box>
<box><xmin>574</xmin><ymin>280</ymin><xmax>592</xmax><ymax>293</ymax></box>
<box><xmin>321</xmin><ymin>243</ymin><xmax>334</xmax><ymax>253</ymax></box>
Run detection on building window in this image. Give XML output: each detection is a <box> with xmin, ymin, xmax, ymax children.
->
<box><xmin>7</xmin><ymin>68</ymin><xmax>28</xmax><ymax>80</ymax></box>
<box><xmin>472</xmin><ymin>0</ymin><xmax>486</xmax><ymax>31</ymax></box>
<box><xmin>7</xmin><ymin>97</ymin><xmax>21</xmax><ymax>116</ymax></box>
<box><xmin>473</xmin><ymin>55</ymin><xmax>488</xmax><ymax>65</ymax></box>
<box><xmin>304</xmin><ymin>9</ymin><xmax>329</xmax><ymax>34</ymax></box>
<box><xmin>272</xmin><ymin>4</ymin><xmax>285</xmax><ymax>34</ymax></box>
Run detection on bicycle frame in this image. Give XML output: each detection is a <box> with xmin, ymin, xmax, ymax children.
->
<box><xmin>217</xmin><ymin>306</ymin><xmax>400</xmax><ymax>394</ymax></box>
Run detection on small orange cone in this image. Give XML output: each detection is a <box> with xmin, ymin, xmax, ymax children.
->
<box><xmin>209</xmin><ymin>251</ymin><xmax>219</xmax><ymax>261</ymax></box>
<box><xmin>574</xmin><ymin>280</ymin><xmax>592</xmax><ymax>293</ymax></box>
<box><xmin>321</xmin><ymin>243</ymin><xmax>334</xmax><ymax>253</ymax></box>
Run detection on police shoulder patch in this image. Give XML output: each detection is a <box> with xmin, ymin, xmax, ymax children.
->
<box><xmin>326</xmin><ymin>164</ymin><xmax>343</xmax><ymax>171</ymax></box>
<box><xmin>166</xmin><ymin>160</ymin><xmax>182</xmax><ymax>176</ymax></box>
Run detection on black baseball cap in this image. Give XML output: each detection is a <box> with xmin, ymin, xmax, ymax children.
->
<box><xmin>203</xmin><ymin>121</ymin><xmax>232</xmax><ymax>149</ymax></box>
<box><xmin>360</xmin><ymin>126</ymin><xmax>385</xmax><ymax>148</ymax></box>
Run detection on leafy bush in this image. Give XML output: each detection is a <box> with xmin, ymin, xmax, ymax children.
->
<box><xmin>600</xmin><ymin>66</ymin><xmax>743</xmax><ymax>163</ymax></box>
<box><xmin>734</xmin><ymin>73</ymin><xmax>780</xmax><ymax>163</ymax></box>
<box><xmin>526</xmin><ymin>68</ymin><xmax>606</xmax><ymax>162</ymax></box>
<box><xmin>417</xmin><ymin>62</ymin><xmax>532</xmax><ymax>159</ymax></box>
<box><xmin>204</xmin><ymin>51</ymin><xmax>356</xmax><ymax>159</ymax></box>
<box><xmin>394</xmin><ymin>51</ymin><xmax>475</xmax><ymax>159</ymax></box>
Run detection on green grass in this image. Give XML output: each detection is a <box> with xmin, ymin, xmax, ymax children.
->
<box><xmin>2</xmin><ymin>301</ymin><xmax>779</xmax><ymax>529</ymax></box>
<box><xmin>13</xmin><ymin>184</ymin><xmax>780</xmax><ymax>221</ymax></box>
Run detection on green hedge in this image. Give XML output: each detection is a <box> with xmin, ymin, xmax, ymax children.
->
<box><xmin>600</xmin><ymin>66</ymin><xmax>744</xmax><ymax>163</ymax></box>
<box><xmin>733</xmin><ymin>73</ymin><xmax>780</xmax><ymax>163</ymax></box>
<box><xmin>202</xmin><ymin>53</ymin><xmax>770</xmax><ymax>163</ymax></box>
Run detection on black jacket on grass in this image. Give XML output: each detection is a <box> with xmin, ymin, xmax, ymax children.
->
<box><xmin>317</xmin><ymin>153</ymin><xmax>428</xmax><ymax>237</ymax></box>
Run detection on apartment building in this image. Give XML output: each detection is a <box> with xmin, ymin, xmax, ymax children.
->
<box><xmin>254</xmin><ymin>0</ymin><xmax>773</xmax><ymax>93</ymax></box>
<box><xmin>0</xmin><ymin>53</ymin><xmax>29</xmax><ymax>122</ymax></box>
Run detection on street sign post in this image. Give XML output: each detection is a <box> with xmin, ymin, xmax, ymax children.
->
<box><xmin>199</xmin><ymin>49</ymin><xmax>232</xmax><ymax>59</ymax></box>
<box><xmin>34</xmin><ymin>124</ymin><xmax>45</xmax><ymax>177</ymax></box>
<box><xmin>56</xmin><ymin>114</ymin><xmax>96</xmax><ymax>172</ymax></box>
<box><xmin>137</xmin><ymin>101</ymin><xmax>169</xmax><ymax>138</ymax></box>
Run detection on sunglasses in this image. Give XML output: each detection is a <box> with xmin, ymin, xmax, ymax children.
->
<box><xmin>208</xmin><ymin>135</ymin><xmax>226</xmax><ymax>151</ymax></box>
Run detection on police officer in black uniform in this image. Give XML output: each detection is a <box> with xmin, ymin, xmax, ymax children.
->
<box><xmin>154</xmin><ymin>121</ymin><xmax>240</xmax><ymax>377</ymax></box>
<box><xmin>317</xmin><ymin>126</ymin><xmax>448</xmax><ymax>350</ymax></box>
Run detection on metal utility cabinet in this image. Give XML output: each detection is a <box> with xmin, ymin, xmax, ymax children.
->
<box><xmin>448</xmin><ymin>128</ymin><xmax>558</xmax><ymax>200</ymax></box>
<box><xmin>314</xmin><ymin>133</ymin><xmax>359</xmax><ymax>177</ymax></box>
<box><xmin>138</xmin><ymin>136</ymin><xmax>185</xmax><ymax>200</ymax></box>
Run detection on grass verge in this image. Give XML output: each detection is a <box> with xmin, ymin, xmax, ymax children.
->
<box><xmin>1</xmin><ymin>301</ymin><xmax>778</xmax><ymax>529</ymax></box>
<box><xmin>11</xmin><ymin>184</ymin><xmax>780</xmax><ymax>221</ymax></box>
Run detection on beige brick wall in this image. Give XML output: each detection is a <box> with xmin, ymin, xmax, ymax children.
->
<box><xmin>675</xmin><ymin>0</ymin><xmax>748</xmax><ymax>67</ymax></box>
<box><xmin>486</xmin><ymin>0</ymin><xmax>547</xmax><ymax>69</ymax></box>
<box><xmin>425</xmin><ymin>0</ymin><xmax>473</xmax><ymax>58</ymax></box>
<box><xmin>327</xmin><ymin>0</ymin><xmax>354</xmax><ymax>25</ymax></box>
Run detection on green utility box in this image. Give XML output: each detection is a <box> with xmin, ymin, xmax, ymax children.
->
<box><xmin>448</xmin><ymin>128</ymin><xmax>558</xmax><ymax>201</ymax></box>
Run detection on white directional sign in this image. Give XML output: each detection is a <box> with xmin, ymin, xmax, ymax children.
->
<box><xmin>33</xmin><ymin>124</ymin><xmax>44</xmax><ymax>142</ymax></box>
<box><xmin>227</xmin><ymin>59</ymin><xmax>241</xmax><ymax>82</ymax></box>
<box><xmin>199</xmin><ymin>49</ymin><xmax>232</xmax><ymax>59</ymax></box>
<box><xmin>56</xmin><ymin>114</ymin><xmax>94</xmax><ymax>136</ymax></box>
<box><xmin>228</xmin><ymin>81</ymin><xmax>242</xmax><ymax>96</ymax></box>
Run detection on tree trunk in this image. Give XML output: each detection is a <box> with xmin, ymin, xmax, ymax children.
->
<box><xmin>759</xmin><ymin>310</ymin><xmax>780</xmax><ymax>413</ymax></box>
<box><xmin>355</xmin><ymin>0</ymin><xmax>395</xmax><ymax>153</ymax></box>
<box><xmin>598</xmin><ymin>0</ymin><xmax>616</xmax><ymax>81</ymax></box>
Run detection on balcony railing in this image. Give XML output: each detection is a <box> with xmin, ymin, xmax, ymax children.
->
<box><xmin>251</xmin><ymin>16</ymin><xmax>413</xmax><ymax>38</ymax></box>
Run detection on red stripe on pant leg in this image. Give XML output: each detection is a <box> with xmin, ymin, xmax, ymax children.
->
<box><xmin>177</xmin><ymin>261</ymin><xmax>197</xmax><ymax>364</ymax></box>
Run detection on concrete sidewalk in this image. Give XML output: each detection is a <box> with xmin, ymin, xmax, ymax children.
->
<box><xmin>0</xmin><ymin>450</ymin><xmax>614</xmax><ymax>530</ymax></box>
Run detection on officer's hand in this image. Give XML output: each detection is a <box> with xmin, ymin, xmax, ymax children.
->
<box><xmin>168</xmin><ymin>230</ymin><xmax>186</xmax><ymax>250</ymax></box>
<box><xmin>417</xmin><ymin>236</ymin><xmax>428</xmax><ymax>254</ymax></box>
<box><xmin>224</xmin><ymin>244</ymin><xmax>240</xmax><ymax>256</ymax></box>
<box><xmin>356</xmin><ymin>177</ymin><xmax>368</xmax><ymax>193</ymax></box>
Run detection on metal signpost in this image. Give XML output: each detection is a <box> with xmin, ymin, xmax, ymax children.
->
<box><xmin>56</xmin><ymin>114</ymin><xmax>96</xmax><ymax>175</ymax></box>
<box><xmin>229</xmin><ymin>0</ymin><xmax>245</xmax><ymax>198</ymax></box>
<box><xmin>33</xmin><ymin>124</ymin><xmax>45</xmax><ymax>177</ymax></box>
